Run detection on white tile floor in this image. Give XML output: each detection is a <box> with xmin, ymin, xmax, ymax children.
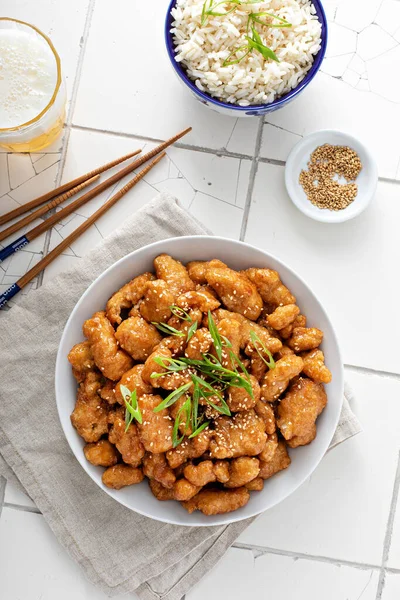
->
<box><xmin>1</xmin><ymin>0</ymin><xmax>400</xmax><ymax>599</ymax></box>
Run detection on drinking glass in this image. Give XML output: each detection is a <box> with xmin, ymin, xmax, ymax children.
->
<box><xmin>0</xmin><ymin>18</ymin><xmax>66</xmax><ymax>152</ymax></box>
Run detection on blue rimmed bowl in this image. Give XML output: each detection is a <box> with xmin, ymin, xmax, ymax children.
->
<box><xmin>165</xmin><ymin>0</ymin><xmax>328</xmax><ymax>117</ymax></box>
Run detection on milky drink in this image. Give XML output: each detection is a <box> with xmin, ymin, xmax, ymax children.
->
<box><xmin>0</xmin><ymin>20</ymin><xmax>66</xmax><ymax>152</ymax></box>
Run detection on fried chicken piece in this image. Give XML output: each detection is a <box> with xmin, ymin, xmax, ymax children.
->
<box><xmin>175</xmin><ymin>288</ymin><xmax>220</xmax><ymax>313</ymax></box>
<box><xmin>84</xmin><ymin>440</ymin><xmax>119</xmax><ymax>467</ymax></box>
<box><xmin>243</xmin><ymin>322</ymin><xmax>282</xmax><ymax>355</ymax></box>
<box><xmin>203</xmin><ymin>400</ymin><xmax>225</xmax><ymax>421</ymax></box>
<box><xmin>108</xmin><ymin>408</ymin><xmax>145</xmax><ymax>467</ymax></box>
<box><xmin>164</xmin><ymin>308</ymin><xmax>203</xmax><ymax>357</ymax></box>
<box><xmin>149</xmin><ymin>478</ymin><xmax>175</xmax><ymax>501</ymax></box>
<box><xmin>142</xmin><ymin>343</ymin><xmax>193</xmax><ymax>391</ymax></box>
<box><xmin>182</xmin><ymin>487</ymin><xmax>250</xmax><ymax>515</ymax></box>
<box><xmin>143</xmin><ymin>453</ymin><xmax>176</xmax><ymax>489</ymax></box>
<box><xmin>186</xmin><ymin>259</ymin><xmax>227</xmax><ymax>284</ymax></box>
<box><xmin>68</xmin><ymin>341</ymin><xmax>95</xmax><ymax>382</ymax></box>
<box><xmin>245</xmin><ymin>268</ymin><xmax>296</xmax><ymax>307</ymax></box>
<box><xmin>166</xmin><ymin>429</ymin><xmax>212</xmax><ymax>468</ymax></box>
<box><xmin>154</xmin><ymin>254</ymin><xmax>195</xmax><ymax>297</ymax></box>
<box><xmin>250</xmin><ymin>354</ymin><xmax>268</xmax><ymax>383</ymax></box>
<box><xmin>106</xmin><ymin>272</ymin><xmax>155</xmax><ymax>325</ymax></box>
<box><xmin>99</xmin><ymin>379</ymin><xmax>116</xmax><ymax>404</ymax></box>
<box><xmin>277</xmin><ymin>377</ymin><xmax>327</xmax><ymax>447</ymax></box>
<box><xmin>225</xmin><ymin>457</ymin><xmax>260</xmax><ymax>488</ymax></box>
<box><xmin>212</xmin><ymin>308</ymin><xmax>282</xmax><ymax>356</ymax></box>
<box><xmin>258</xmin><ymin>433</ymin><xmax>278</xmax><ymax>463</ymax></box>
<box><xmin>102</xmin><ymin>465</ymin><xmax>144</xmax><ymax>489</ymax></box>
<box><xmin>183</xmin><ymin>462</ymin><xmax>215</xmax><ymax>487</ymax></box>
<box><xmin>243</xmin><ymin>327</ymin><xmax>283</xmax><ymax>359</ymax></box>
<box><xmin>287</xmin><ymin>427</ymin><xmax>317</xmax><ymax>448</ymax></box>
<box><xmin>274</xmin><ymin>345</ymin><xmax>294</xmax><ymax>361</ymax></box>
<box><xmin>206</xmin><ymin>267</ymin><xmax>263</xmax><ymax>321</ymax></box>
<box><xmin>254</xmin><ymin>401</ymin><xmax>276</xmax><ymax>434</ymax></box>
<box><xmin>70</xmin><ymin>372</ymin><xmax>109</xmax><ymax>442</ymax></box>
<box><xmin>280</xmin><ymin>314</ymin><xmax>307</xmax><ymax>339</ymax></box>
<box><xmin>159</xmin><ymin>372</ymin><xmax>193</xmax><ymax>391</ymax></box>
<box><xmin>210</xmin><ymin>410</ymin><xmax>267</xmax><ymax>459</ymax></box>
<box><xmin>227</xmin><ymin>375</ymin><xmax>260</xmax><ymax>412</ymax></box>
<box><xmin>267</xmin><ymin>304</ymin><xmax>300</xmax><ymax>331</ymax></box>
<box><xmin>142</xmin><ymin>345</ymin><xmax>172</xmax><ymax>386</ymax></box>
<box><xmin>213</xmin><ymin>310</ymin><xmax>282</xmax><ymax>354</ymax></box>
<box><xmin>173</xmin><ymin>479</ymin><xmax>202</xmax><ymax>501</ymax></box>
<box><xmin>301</xmin><ymin>349</ymin><xmax>332</xmax><ymax>384</ymax></box>
<box><xmin>114</xmin><ymin>364</ymin><xmax>153</xmax><ymax>405</ymax></box>
<box><xmin>115</xmin><ymin>316</ymin><xmax>162</xmax><ymax>361</ymax></box>
<box><xmin>137</xmin><ymin>394</ymin><xmax>174</xmax><ymax>453</ymax></box>
<box><xmin>245</xmin><ymin>477</ymin><xmax>264</xmax><ymax>491</ymax></box>
<box><xmin>259</xmin><ymin>440</ymin><xmax>291</xmax><ymax>480</ymax></box>
<box><xmin>260</xmin><ymin>355</ymin><xmax>304</xmax><ymax>402</ymax></box>
<box><xmin>215</xmin><ymin>318</ymin><xmax>241</xmax><ymax>370</ymax></box>
<box><xmin>139</xmin><ymin>280</ymin><xmax>175</xmax><ymax>324</ymax></box>
<box><xmin>184</xmin><ymin>460</ymin><xmax>217</xmax><ymax>487</ymax></box>
<box><xmin>185</xmin><ymin>327</ymin><xmax>213</xmax><ymax>360</ymax></box>
<box><xmin>214</xmin><ymin>460</ymin><xmax>230</xmax><ymax>483</ymax></box>
<box><xmin>83</xmin><ymin>311</ymin><xmax>133</xmax><ymax>381</ymax></box>
<box><xmin>288</xmin><ymin>327</ymin><xmax>324</xmax><ymax>352</ymax></box>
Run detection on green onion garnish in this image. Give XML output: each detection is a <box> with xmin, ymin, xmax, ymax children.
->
<box><xmin>170</xmin><ymin>305</ymin><xmax>192</xmax><ymax>322</ymax></box>
<box><xmin>189</xmin><ymin>421</ymin><xmax>211</xmax><ymax>438</ymax></box>
<box><xmin>201</xmin><ymin>0</ymin><xmax>290</xmax><ymax>65</ymax></box>
<box><xmin>153</xmin><ymin>382</ymin><xmax>193</xmax><ymax>412</ymax></box>
<box><xmin>187</xmin><ymin>320</ymin><xmax>198</xmax><ymax>342</ymax></box>
<box><xmin>249</xmin><ymin>330</ymin><xmax>276</xmax><ymax>369</ymax></box>
<box><xmin>207</xmin><ymin>310</ymin><xmax>223</xmax><ymax>361</ymax></box>
<box><xmin>152</xmin><ymin>322</ymin><xmax>185</xmax><ymax>337</ymax></box>
<box><xmin>172</xmin><ymin>396</ymin><xmax>192</xmax><ymax>447</ymax></box>
<box><xmin>120</xmin><ymin>386</ymin><xmax>142</xmax><ymax>431</ymax></box>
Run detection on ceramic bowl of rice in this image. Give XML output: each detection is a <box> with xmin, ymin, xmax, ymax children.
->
<box><xmin>165</xmin><ymin>0</ymin><xmax>327</xmax><ymax>116</ymax></box>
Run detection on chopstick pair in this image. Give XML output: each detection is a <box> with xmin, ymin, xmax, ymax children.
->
<box><xmin>0</xmin><ymin>149</ymin><xmax>142</xmax><ymax>227</ymax></box>
<box><xmin>0</xmin><ymin>126</ymin><xmax>191</xmax><ymax>264</ymax></box>
<box><xmin>0</xmin><ymin>127</ymin><xmax>192</xmax><ymax>309</ymax></box>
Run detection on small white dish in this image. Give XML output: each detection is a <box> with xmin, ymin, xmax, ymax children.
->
<box><xmin>285</xmin><ymin>130</ymin><xmax>378</xmax><ymax>223</ymax></box>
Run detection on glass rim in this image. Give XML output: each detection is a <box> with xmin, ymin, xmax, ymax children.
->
<box><xmin>0</xmin><ymin>17</ymin><xmax>62</xmax><ymax>133</ymax></box>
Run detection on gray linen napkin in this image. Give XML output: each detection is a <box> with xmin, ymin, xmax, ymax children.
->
<box><xmin>0</xmin><ymin>193</ymin><xmax>361</xmax><ymax>600</ymax></box>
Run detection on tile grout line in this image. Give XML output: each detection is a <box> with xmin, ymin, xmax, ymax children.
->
<box><xmin>239</xmin><ymin>117</ymin><xmax>264</xmax><ymax>241</ymax></box>
<box><xmin>70</xmin><ymin>124</ymin><xmax>400</xmax><ymax>186</ymax></box>
<box><xmin>64</xmin><ymin>0</ymin><xmax>97</xmax><ymax>134</ymax></box>
<box><xmin>258</xmin><ymin>156</ymin><xmax>286</xmax><ymax>166</ymax></box>
<box><xmin>37</xmin><ymin>0</ymin><xmax>97</xmax><ymax>289</ymax></box>
<box><xmin>232</xmin><ymin>542</ymin><xmax>392</xmax><ymax>572</ymax></box>
<box><xmin>3</xmin><ymin>497</ymin><xmax>400</xmax><ymax>576</ymax></box>
<box><xmin>0</xmin><ymin>477</ymin><xmax>6</xmax><ymax>519</ymax></box>
<box><xmin>344</xmin><ymin>363</ymin><xmax>400</xmax><ymax>382</ymax></box>
<box><xmin>376</xmin><ymin>450</ymin><xmax>400</xmax><ymax>599</ymax></box>
<box><xmin>3</xmin><ymin>502</ymin><xmax>42</xmax><ymax>515</ymax></box>
<box><xmin>71</xmin><ymin>124</ymin><xmax>255</xmax><ymax>161</ymax></box>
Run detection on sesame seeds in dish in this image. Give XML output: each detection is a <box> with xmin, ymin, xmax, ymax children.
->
<box><xmin>68</xmin><ymin>255</ymin><xmax>331</xmax><ymax>516</ymax></box>
<box><xmin>299</xmin><ymin>144</ymin><xmax>363</xmax><ymax>211</ymax></box>
<box><xmin>170</xmin><ymin>0</ymin><xmax>322</xmax><ymax>106</ymax></box>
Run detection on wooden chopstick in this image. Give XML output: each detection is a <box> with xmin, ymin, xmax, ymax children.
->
<box><xmin>0</xmin><ymin>152</ymin><xmax>166</xmax><ymax>309</ymax></box>
<box><xmin>0</xmin><ymin>149</ymin><xmax>142</xmax><ymax>227</ymax></box>
<box><xmin>0</xmin><ymin>126</ymin><xmax>192</xmax><ymax>265</ymax></box>
<box><xmin>0</xmin><ymin>174</ymin><xmax>100</xmax><ymax>244</ymax></box>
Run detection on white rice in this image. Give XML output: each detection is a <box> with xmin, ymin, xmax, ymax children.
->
<box><xmin>171</xmin><ymin>0</ymin><xmax>322</xmax><ymax>106</ymax></box>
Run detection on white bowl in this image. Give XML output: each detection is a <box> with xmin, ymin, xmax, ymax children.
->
<box><xmin>56</xmin><ymin>236</ymin><xmax>344</xmax><ymax>526</ymax></box>
<box><xmin>285</xmin><ymin>130</ymin><xmax>378</xmax><ymax>223</ymax></box>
